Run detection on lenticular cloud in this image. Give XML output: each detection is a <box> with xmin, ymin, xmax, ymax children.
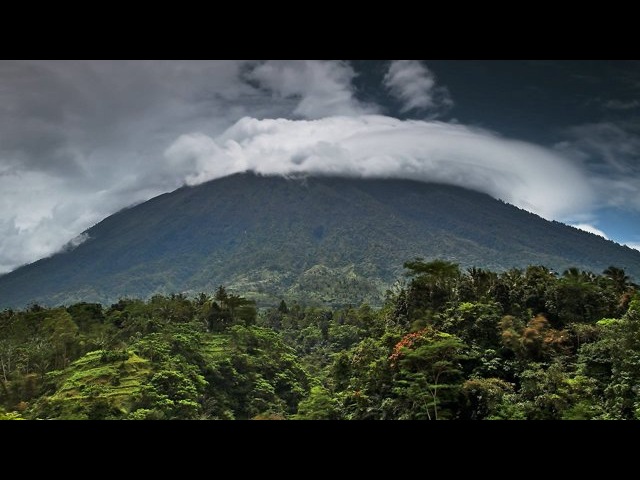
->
<box><xmin>166</xmin><ymin>115</ymin><xmax>594</xmax><ymax>220</ymax></box>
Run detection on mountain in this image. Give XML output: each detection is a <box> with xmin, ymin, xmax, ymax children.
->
<box><xmin>1</xmin><ymin>172</ymin><xmax>640</xmax><ymax>308</ymax></box>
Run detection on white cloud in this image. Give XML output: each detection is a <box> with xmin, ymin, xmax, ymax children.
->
<box><xmin>570</xmin><ymin>223</ymin><xmax>609</xmax><ymax>239</ymax></box>
<box><xmin>0</xmin><ymin>60</ymin><xmax>286</xmax><ymax>273</ymax></box>
<box><xmin>1</xmin><ymin>60</ymin><xmax>636</xmax><ymax>276</ymax></box>
<box><xmin>0</xmin><ymin>167</ymin><xmax>126</xmax><ymax>273</ymax></box>
<box><xmin>65</xmin><ymin>232</ymin><xmax>90</xmax><ymax>250</ymax></box>
<box><xmin>626</xmin><ymin>243</ymin><xmax>640</xmax><ymax>252</ymax></box>
<box><xmin>0</xmin><ymin>60</ymin><xmax>381</xmax><ymax>273</ymax></box>
<box><xmin>166</xmin><ymin>115</ymin><xmax>594</xmax><ymax>221</ymax></box>
<box><xmin>384</xmin><ymin>60</ymin><xmax>453</xmax><ymax>115</ymax></box>
<box><xmin>246</xmin><ymin>60</ymin><xmax>376</xmax><ymax>119</ymax></box>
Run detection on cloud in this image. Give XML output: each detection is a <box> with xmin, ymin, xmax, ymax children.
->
<box><xmin>603</xmin><ymin>99</ymin><xmax>640</xmax><ymax>110</ymax></box>
<box><xmin>0</xmin><ymin>60</ymin><xmax>376</xmax><ymax>273</ymax></box>
<box><xmin>1</xmin><ymin>60</ymin><xmax>635</xmax><ymax>275</ymax></box>
<box><xmin>65</xmin><ymin>232</ymin><xmax>90</xmax><ymax>250</ymax></box>
<box><xmin>555</xmin><ymin>122</ymin><xmax>640</xmax><ymax>211</ymax></box>
<box><xmin>570</xmin><ymin>223</ymin><xmax>609</xmax><ymax>239</ymax></box>
<box><xmin>626</xmin><ymin>242</ymin><xmax>640</xmax><ymax>252</ymax></box>
<box><xmin>383</xmin><ymin>60</ymin><xmax>453</xmax><ymax>115</ymax></box>
<box><xmin>0</xmin><ymin>60</ymin><xmax>388</xmax><ymax>273</ymax></box>
<box><xmin>246</xmin><ymin>60</ymin><xmax>376</xmax><ymax>118</ymax></box>
<box><xmin>166</xmin><ymin>115</ymin><xmax>594</xmax><ymax>220</ymax></box>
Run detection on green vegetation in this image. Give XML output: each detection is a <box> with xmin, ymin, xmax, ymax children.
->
<box><xmin>2</xmin><ymin>259</ymin><xmax>640</xmax><ymax>420</ymax></box>
<box><xmin>2</xmin><ymin>173</ymin><xmax>640</xmax><ymax>309</ymax></box>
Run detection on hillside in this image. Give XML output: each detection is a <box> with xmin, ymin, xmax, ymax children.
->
<box><xmin>1</xmin><ymin>172</ymin><xmax>639</xmax><ymax>308</ymax></box>
<box><xmin>2</xmin><ymin>263</ymin><xmax>640</xmax><ymax>420</ymax></box>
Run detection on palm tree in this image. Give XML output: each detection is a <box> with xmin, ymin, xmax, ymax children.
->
<box><xmin>603</xmin><ymin>266</ymin><xmax>635</xmax><ymax>295</ymax></box>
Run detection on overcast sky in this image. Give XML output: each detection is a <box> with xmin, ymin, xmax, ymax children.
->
<box><xmin>1</xmin><ymin>60</ymin><xmax>640</xmax><ymax>273</ymax></box>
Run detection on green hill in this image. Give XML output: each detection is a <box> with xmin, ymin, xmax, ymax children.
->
<box><xmin>1</xmin><ymin>172</ymin><xmax>639</xmax><ymax>308</ymax></box>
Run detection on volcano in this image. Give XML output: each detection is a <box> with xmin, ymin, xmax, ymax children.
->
<box><xmin>1</xmin><ymin>172</ymin><xmax>639</xmax><ymax>308</ymax></box>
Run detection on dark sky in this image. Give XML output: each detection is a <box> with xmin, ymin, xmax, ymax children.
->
<box><xmin>428</xmin><ymin>61</ymin><xmax>640</xmax><ymax>140</ymax></box>
<box><xmin>1</xmin><ymin>60</ymin><xmax>639</xmax><ymax>273</ymax></box>
<box><xmin>427</xmin><ymin>60</ymin><xmax>640</xmax><ymax>243</ymax></box>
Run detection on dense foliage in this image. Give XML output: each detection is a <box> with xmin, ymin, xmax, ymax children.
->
<box><xmin>1</xmin><ymin>260</ymin><xmax>639</xmax><ymax>420</ymax></box>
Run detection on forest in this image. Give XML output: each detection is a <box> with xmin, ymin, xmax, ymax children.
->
<box><xmin>1</xmin><ymin>259</ymin><xmax>639</xmax><ymax>420</ymax></box>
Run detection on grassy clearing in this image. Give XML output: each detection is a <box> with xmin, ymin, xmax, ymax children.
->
<box><xmin>202</xmin><ymin>334</ymin><xmax>231</xmax><ymax>361</ymax></box>
<box><xmin>38</xmin><ymin>350</ymin><xmax>153</xmax><ymax>418</ymax></box>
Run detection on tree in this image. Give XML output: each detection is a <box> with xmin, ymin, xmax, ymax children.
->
<box><xmin>545</xmin><ymin>268</ymin><xmax>607</xmax><ymax>325</ymax></box>
<box><xmin>496</xmin><ymin>362</ymin><xmax>603</xmax><ymax>420</ymax></box>
<box><xmin>521</xmin><ymin>266</ymin><xmax>557</xmax><ymax>316</ymax></box>
<box><xmin>278</xmin><ymin>300</ymin><xmax>289</xmax><ymax>314</ymax></box>
<box><xmin>42</xmin><ymin>309</ymin><xmax>79</xmax><ymax>369</ymax></box>
<box><xmin>402</xmin><ymin>258</ymin><xmax>461</xmax><ymax>318</ymax></box>
<box><xmin>499</xmin><ymin>314</ymin><xmax>569</xmax><ymax>362</ymax></box>
<box><xmin>137</xmin><ymin>367</ymin><xmax>207</xmax><ymax>420</ymax></box>
<box><xmin>390</xmin><ymin>328</ymin><xmax>467</xmax><ymax>420</ymax></box>
<box><xmin>295</xmin><ymin>386</ymin><xmax>340</xmax><ymax>420</ymax></box>
<box><xmin>0</xmin><ymin>340</ymin><xmax>17</xmax><ymax>383</ymax></box>
<box><xmin>602</xmin><ymin>266</ymin><xmax>638</xmax><ymax>314</ymax></box>
<box><xmin>222</xmin><ymin>326</ymin><xmax>310</xmax><ymax>418</ymax></box>
<box><xmin>460</xmin><ymin>377</ymin><xmax>513</xmax><ymax>420</ymax></box>
<box><xmin>205</xmin><ymin>287</ymin><xmax>257</xmax><ymax>331</ymax></box>
<box><xmin>459</xmin><ymin>267</ymin><xmax>498</xmax><ymax>302</ymax></box>
<box><xmin>603</xmin><ymin>266</ymin><xmax>635</xmax><ymax>295</ymax></box>
<box><xmin>494</xmin><ymin>268</ymin><xmax>525</xmax><ymax>314</ymax></box>
<box><xmin>577</xmin><ymin>299</ymin><xmax>640</xmax><ymax>419</ymax></box>
<box><xmin>441</xmin><ymin>301</ymin><xmax>503</xmax><ymax>348</ymax></box>
<box><xmin>66</xmin><ymin>302</ymin><xmax>104</xmax><ymax>332</ymax></box>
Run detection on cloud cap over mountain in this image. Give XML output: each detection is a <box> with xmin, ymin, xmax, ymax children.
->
<box><xmin>1</xmin><ymin>60</ymin><xmax>640</xmax><ymax>272</ymax></box>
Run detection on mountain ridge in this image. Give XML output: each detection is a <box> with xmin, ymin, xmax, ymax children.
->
<box><xmin>1</xmin><ymin>172</ymin><xmax>639</xmax><ymax>308</ymax></box>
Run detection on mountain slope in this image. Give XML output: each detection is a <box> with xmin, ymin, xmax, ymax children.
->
<box><xmin>1</xmin><ymin>172</ymin><xmax>640</xmax><ymax>308</ymax></box>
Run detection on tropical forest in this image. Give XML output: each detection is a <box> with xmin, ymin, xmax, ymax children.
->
<box><xmin>1</xmin><ymin>259</ymin><xmax>638</xmax><ymax>420</ymax></box>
